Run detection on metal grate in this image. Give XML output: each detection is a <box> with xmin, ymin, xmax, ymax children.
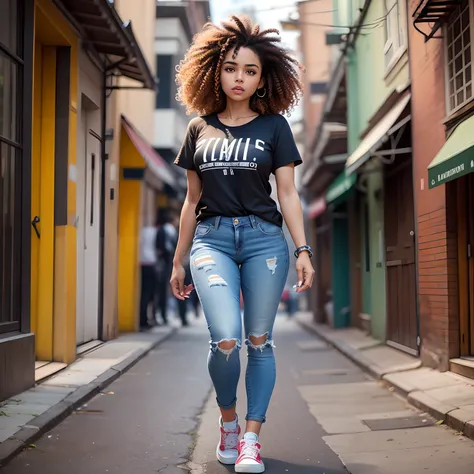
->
<box><xmin>413</xmin><ymin>0</ymin><xmax>463</xmax><ymax>41</ymax></box>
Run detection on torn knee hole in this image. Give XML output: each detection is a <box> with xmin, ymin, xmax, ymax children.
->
<box><xmin>210</xmin><ymin>338</ymin><xmax>242</xmax><ymax>360</ymax></box>
<box><xmin>245</xmin><ymin>333</ymin><xmax>276</xmax><ymax>352</ymax></box>
<box><xmin>218</xmin><ymin>340</ymin><xmax>237</xmax><ymax>351</ymax></box>
<box><xmin>248</xmin><ymin>335</ymin><xmax>267</xmax><ymax>346</ymax></box>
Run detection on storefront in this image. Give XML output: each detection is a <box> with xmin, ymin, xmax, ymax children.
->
<box><xmin>427</xmin><ymin>114</ymin><xmax>474</xmax><ymax>373</ymax></box>
<box><xmin>0</xmin><ymin>0</ymin><xmax>35</xmax><ymax>401</ymax></box>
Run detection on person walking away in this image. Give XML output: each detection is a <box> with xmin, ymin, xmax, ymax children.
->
<box><xmin>139</xmin><ymin>223</ymin><xmax>158</xmax><ymax>330</ymax></box>
<box><xmin>155</xmin><ymin>210</ymin><xmax>177</xmax><ymax>325</ymax></box>
<box><xmin>170</xmin><ymin>15</ymin><xmax>314</xmax><ymax>473</ymax></box>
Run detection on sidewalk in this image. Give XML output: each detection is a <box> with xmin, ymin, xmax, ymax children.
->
<box><xmin>296</xmin><ymin>312</ymin><xmax>474</xmax><ymax>441</ymax></box>
<box><xmin>0</xmin><ymin>325</ymin><xmax>176</xmax><ymax>467</ymax></box>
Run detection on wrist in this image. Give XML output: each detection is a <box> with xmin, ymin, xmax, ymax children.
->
<box><xmin>294</xmin><ymin>245</ymin><xmax>313</xmax><ymax>259</ymax></box>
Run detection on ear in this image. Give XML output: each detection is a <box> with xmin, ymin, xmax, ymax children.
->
<box><xmin>258</xmin><ymin>78</ymin><xmax>265</xmax><ymax>89</ymax></box>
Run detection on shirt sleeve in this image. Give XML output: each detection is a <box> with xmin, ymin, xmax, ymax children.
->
<box><xmin>272</xmin><ymin>116</ymin><xmax>303</xmax><ymax>173</ymax></box>
<box><xmin>174</xmin><ymin>119</ymin><xmax>197</xmax><ymax>170</ymax></box>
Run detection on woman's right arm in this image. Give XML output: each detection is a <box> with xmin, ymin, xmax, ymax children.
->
<box><xmin>170</xmin><ymin>170</ymin><xmax>202</xmax><ymax>300</ymax></box>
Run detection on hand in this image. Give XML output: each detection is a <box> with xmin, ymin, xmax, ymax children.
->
<box><xmin>170</xmin><ymin>263</ymin><xmax>194</xmax><ymax>300</ymax></box>
<box><xmin>295</xmin><ymin>252</ymin><xmax>315</xmax><ymax>293</ymax></box>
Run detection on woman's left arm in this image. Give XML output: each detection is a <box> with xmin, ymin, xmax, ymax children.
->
<box><xmin>275</xmin><ymin>164</ymin><xmax>315</xmax><ymax>293</ymax></box>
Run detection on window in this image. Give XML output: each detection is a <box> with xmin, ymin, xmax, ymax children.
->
<box><xmin>446</xmin><ymin>0</ymin><xmax>472</xmax><ymax>112</ymax></box>
<box><xmin>384</xmin><ymin>0</ymin><xmax>407</xmax><ymax>70</ymax></box>
<box><xmin>0</xmin><ymin>0</ymin><xmax>23</xmax><ymax>334</ymax></box>
<box><xmin>156</xmin><ymin>54</ymin><xmax>173</xmax><ymax>109</ymax></box>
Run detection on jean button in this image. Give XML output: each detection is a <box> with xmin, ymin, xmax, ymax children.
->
<box><xmin>233</xmin><ymin>218</ymin><xmax>239</xmax><ymax>225</ymax></box>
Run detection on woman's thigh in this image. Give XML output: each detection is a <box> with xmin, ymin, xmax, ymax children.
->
<box><xmin>190</xmin><ymin>243</ymin><xmax>242</xmax><ymax>343</ymax></box>
<box><xmin>240</xmin><ymin>232</ymin><xmax>289</xmax><ymax>339</ymax></box>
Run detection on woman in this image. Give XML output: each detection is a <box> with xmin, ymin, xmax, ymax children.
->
<box><xmin>170</xmin><ymin>15</ymin><xmax>314</xmax><ymax>473</ymax></box>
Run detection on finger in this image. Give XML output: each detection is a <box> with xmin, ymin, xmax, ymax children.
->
<box><xmin>171</xmin><ymin>279</ymin><xmax>185</xmax><ymax>300</ymax></box>
<box><xmin>298</xmin><ymin>268</ymin><xmax>312</xmax><ymax>293</ymax></box>
<box><xmin>296</xmin><ymin>265</ymin><xmax>303</xmax><ymax>290</ymax></box>
<box><xmin>184</xmin><ymin>284</ymin><xmax>194</xmax><ymax>295</ymax></box>
<box><xmin>177</xmin><ymin>277</ymin><xmax>185</xmax><ymax>296</ymax></box>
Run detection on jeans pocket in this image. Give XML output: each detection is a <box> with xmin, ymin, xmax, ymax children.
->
<box><xmin>194</xmin><ymin>222</ymin><xmax>214</xmax><ymax>238</ymax></box>
<box><xmin>256</xmin><ymin>220</ymin><xmax>282</xmax><ymax>236</ymax></box>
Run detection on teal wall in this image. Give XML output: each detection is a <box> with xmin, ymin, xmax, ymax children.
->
<box><xmin>366</xmin><ymin>162</ymin><xmax>387</xmax><ymax>341</ymax></box>
<box><xmin>331</xmin><ymin>204</ymin><xmax>351</xmax><ymax>328</ymax></box>
<box><xmin>360</xmin><ymin>195</ymin><xmax>372</xmax><ymax>316</ymax></box>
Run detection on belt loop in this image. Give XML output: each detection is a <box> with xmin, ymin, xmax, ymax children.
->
<box><xmin>249</xmin><ymin>215</ymin><xmax>257</xmax><ymax>229</ymax></box>
<box><xmin>214</xmin><ymin>216</ymin><xmax>221</xmax><ymax>229</ymax></box>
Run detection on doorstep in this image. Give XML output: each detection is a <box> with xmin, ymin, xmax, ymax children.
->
<box><xmin>296</xmin><ymin>311</ymin><xmax>474</xmax><ymax>441</ymax></box>
<box><xmin>0</xmin><ymin>326</ymin><xmax>176</xmax><ymax>467</ymax></box>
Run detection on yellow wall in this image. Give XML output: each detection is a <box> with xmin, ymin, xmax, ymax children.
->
<box><xmin>32</xmin><ymin>0</ymin><xmax>78</xmax><ymax>363</ymax></box>
<box><xmin>117</xmin><ymin>127</ymin><xmax>146</xmax><ymax>332</ymax></box>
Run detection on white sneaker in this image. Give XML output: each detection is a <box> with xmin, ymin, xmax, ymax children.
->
<box><xmin>216</xmin><ymin>417</ymin><xmax>241</xmax><ymax>465</ymax></box>
<box><xmin>235</xmin><ymin>436</ymin><xmax>265</xmax><ymax>473</ymax></box>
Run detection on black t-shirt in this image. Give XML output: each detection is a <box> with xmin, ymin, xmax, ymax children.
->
<box><xmin>173</xmin><ymin>113</ymin><xmax>302</xmax><ymax>226</ymax></box>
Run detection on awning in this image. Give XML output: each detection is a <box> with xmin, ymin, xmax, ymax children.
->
<box><xmin>121</xmin><ymin>116</ymin><xmax>176</xmax><ymax>187</ymax></box>
<box><xmin>345</xmin><ymin>94</ymin><xmax>411</xmax><ymax>175</ymax></box>
<box><xmin>54</xmin><ymin>0</ymin><xmax>156</xmax><ymax>89</ymax></box>
<box><xmin>326</xmin><ymin>172</ymin><xmax>357</xmax><ymax>205</ymax></box>
<box><xmin>427</xmin><ymin>115</ymin><xmax>474</xmax><ymax>189</ymax></box>
<box><xmin>413</xmin><ymin>0</ymin><xmax>460</xmax><ymax>42</ymax></box>
<box><xmin>307</xmin><ymin>197</ymin><xmax>327</xmax><ymax>219</ymax></box>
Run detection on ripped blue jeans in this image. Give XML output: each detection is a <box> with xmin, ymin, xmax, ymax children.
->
<box><xmin>190</xmin><ymin>215</ymin><xmax>289</xmax><ymax>423</ymax></box>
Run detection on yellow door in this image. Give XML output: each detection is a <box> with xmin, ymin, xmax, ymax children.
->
<box><xmin>31</xmin><ymin>41</ymin><xmax>56</xmax><ymax>361</ymax></box>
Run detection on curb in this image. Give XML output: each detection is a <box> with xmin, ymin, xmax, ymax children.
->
<box><xmin>0</xmin><ymin>328</ymin><xmax>177</xmax><ymax>468</ymax></box>
<box><xmin>296</xmin><ymin>317</ymin><xmax>474</xmax><ymax>442</ymax></box>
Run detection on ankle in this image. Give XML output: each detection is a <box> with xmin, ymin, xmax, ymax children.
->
<box><xmin>221</xmin><ymin>415</ymin><xmax>238</xmax><ymax>431</ymax></box>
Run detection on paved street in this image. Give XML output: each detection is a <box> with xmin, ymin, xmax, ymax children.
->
<box><xmin>2</xmin><ymin>315</ymin><xmax>474</xmax><ymax>473</ymax></box>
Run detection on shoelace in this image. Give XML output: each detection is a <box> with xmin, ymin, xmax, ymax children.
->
<box><xmin>240</xmin><ymin>441</ymin><xmax>259</xmax><ymax>459</ymax></box>
<box><xmin>222</xmin><ymin>430</ymin><xmax>239</xmax><ymax>449</ymax></box>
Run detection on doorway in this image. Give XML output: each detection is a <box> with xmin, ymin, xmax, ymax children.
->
<box><xmin>457</xmin><ymin>174</ymin><xmax>474</xmax><ymax>356</ymax></box>
<box><xmin>384</xmin><ymin>156</ymin><xmax>418</xmax><ymax>353</ymax></box>
<box><xmin>76</xmin><ymin>97</ymin><xmax>101</xmax><ymax>346</ymax></box>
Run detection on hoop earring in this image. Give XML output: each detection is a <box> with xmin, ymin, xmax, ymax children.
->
<box><xmin>256</xmin><ymin>88</ymin><xmax>267</xmax><ymax>98</ymax></box>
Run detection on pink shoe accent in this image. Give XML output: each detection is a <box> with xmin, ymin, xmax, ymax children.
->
<box><xmin>235</xmin><ymin>439</ymin><xmax>265</xmax><ymax>473</ymax></box>
<box><xmin>216</xmin><ymin>421</ymin><xmax>240</xmax><ymax>465</ymax></box>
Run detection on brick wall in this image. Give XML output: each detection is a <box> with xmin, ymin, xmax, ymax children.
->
<box><xmin>408</xmin><ymin>0</ymin><xmax>458</xmax><ymax>370</ymax></box>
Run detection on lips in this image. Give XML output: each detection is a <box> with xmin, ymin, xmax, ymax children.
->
<box><xmin>232</xmin><ymin>86</ymin><xmax>245</xmax><ymax>92</ymax></box>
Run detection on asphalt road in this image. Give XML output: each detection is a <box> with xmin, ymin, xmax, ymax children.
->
<box><xmin>1</xmin><ymin>314</ymin><xmax>350</xmax><ymax>474</ymax></box>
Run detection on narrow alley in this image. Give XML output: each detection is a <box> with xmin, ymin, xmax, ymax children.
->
<box><xmin>2</xmin><ymin>316</ymin><xmax>473</xmax><ymax>474</ymax></box>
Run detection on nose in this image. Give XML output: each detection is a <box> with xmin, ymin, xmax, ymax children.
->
<box><xmin>235</xmin><ymin>71</ymin><xmax>244</xmax><ymax>83</ymax></box>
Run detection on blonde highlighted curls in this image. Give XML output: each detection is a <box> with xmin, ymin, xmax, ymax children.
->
<box><xmin>175</xmin><ymin>15</ymin><xmax>304</xmax><ymax>116</ymax></box>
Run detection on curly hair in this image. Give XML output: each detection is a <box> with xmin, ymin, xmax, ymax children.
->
<box><xmin>175</xmin><ymin>15</ymin><xmax>304</xmax><ymax>116</ymax></box>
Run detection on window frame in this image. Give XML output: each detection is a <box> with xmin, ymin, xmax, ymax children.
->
<box><xmin>444</xmin><ymin>0</ymin><xmax>474</xmax><ymax>116</ymax></box>
<box><xmin>0</xmin><ymin>0</ymin><xmax>34</xmax><ymax>336</ymax></box>
<box><xmin>383</xmin><ymin>0</ymin><xmax>408</xmax><ymax>74</ymax></box>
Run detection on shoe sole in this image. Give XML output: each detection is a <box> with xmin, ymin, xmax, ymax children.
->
<box><xmin>216</xmin><ymin>447</ymin><xmax>238</xmax><ymax>465</ymax></box>
<box><xmin>234</xmin><ymin>463</ymin><xmax>265</xmax><ymax>473</ymax></box>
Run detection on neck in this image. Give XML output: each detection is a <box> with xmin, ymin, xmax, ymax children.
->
<box><xmin>221</xmin><ymin>99</ymin><xmax>254</xmax><ymax>118</ymax></box>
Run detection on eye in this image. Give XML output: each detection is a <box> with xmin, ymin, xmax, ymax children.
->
<box><xmin>247</xmin><ymin>70</ymin><xmax>257</xmax><ymax>75</ymax></box>
<box><xmin>224</xmin><ymin>67</ymin><xmax>234</xmax><ymax>72</ymax></box>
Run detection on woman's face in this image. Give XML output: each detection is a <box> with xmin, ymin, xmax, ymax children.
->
<box><xmin>220</xmin><ymin>46</ymin><xmax>264</xmax><ymax>104</ymax></box>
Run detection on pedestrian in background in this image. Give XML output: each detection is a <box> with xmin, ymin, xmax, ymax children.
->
<box><xmin>139</xmin><ymin>222</ymin><xmax>158</xmax><ymax>331</ymax></box>
<box><xmin>155</xmin><ymin>210</ymin><xmax>177</xmax><ymax>326</ymax></box>
<box><xmin>170</xmin><ymin>15</ymin><xmax>313</xmax><ymax>473</ymax></box>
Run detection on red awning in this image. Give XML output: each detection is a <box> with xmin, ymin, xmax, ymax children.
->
<box><xmin>121</xmin><ymin>115</ymin><xmax>176</xmax><ymax>187</ymax></box>
<box><xmin>307</xmin><ymin>197</ymin><xmax>327</xmax><ymax>219</ymax></box>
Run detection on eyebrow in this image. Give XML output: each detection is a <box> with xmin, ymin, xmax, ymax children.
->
<box><xmin>223</xmin><ymin>60</ymin><xmax>260</xmax><ymax>69</ymax></box>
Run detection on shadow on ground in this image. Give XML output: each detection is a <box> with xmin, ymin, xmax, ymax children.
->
<box><xmin>203</xmin><ymin>459</ymin><xmax>354</xmax><ymax>474</ymax></box>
